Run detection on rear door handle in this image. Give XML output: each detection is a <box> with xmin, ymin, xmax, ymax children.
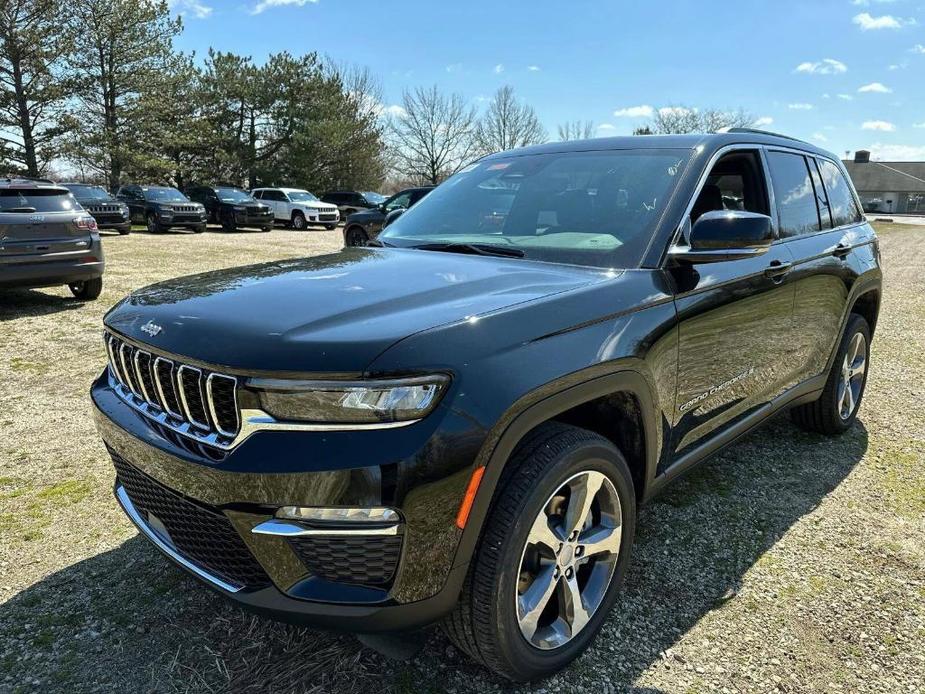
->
<box><xmin>764</xmin><ymin>260</ymin><xmax>792</xmax><ymax>280</ymax></box>
<box><xmin>833</xmin><ymin>243</ymin><xmax>851</xmax><ymax>259</ymax></box>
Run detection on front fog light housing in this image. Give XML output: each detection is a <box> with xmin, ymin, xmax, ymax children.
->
<box><xmin>278</xmin><ymin>506</ymin><xmax>400</xmax><ymax>524</ymax></box>
<box><xmin>249</xmin><ymin>375</ymin><xmax>449</xmax><ymax>424</ymax></box>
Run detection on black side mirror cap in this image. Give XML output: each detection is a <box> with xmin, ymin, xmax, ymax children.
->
<box><xmin>383</xmin><ymin>208</ymin><xmax>406</xmax><ymax>228</ymax></box>
<box><xmin>669</xmin><ymin>210</ymin><xmax>773</xmax><ymax>264</ymax></box>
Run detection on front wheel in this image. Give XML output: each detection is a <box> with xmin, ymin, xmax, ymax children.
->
<box><xmin>345</xmin><ymin>227</ymin><xmax>368</xmax><ymax>247</ymax></box>
<box><xmin>325</xmin><ymin>224</ymin><xmax>337</xmax><ymax>231</ymax></box>
<box><xmin>146</xmin><ymin>213</ymin><xmax>161</xmax><ymax>234</ymax></box>
<box><xmin>291</xmin><ymin>212</ymin><xmax>307</xmax><ymax>230</ymax></box>
<box><xmin>791</xmin><ymin>313</ymin><xmax>871</xmax><ymax>435</ymax></box>
<box><xmin>69</xmin><ymin>277</ymin><xmax>102</xmax><ymax>301</ymax></box>
<box><xmin>443</xmin><ymin>423</ymin><xmax>636</xmax><ymax>681</ymax></box>
<box><xmin>221</xmin><ymin>211</ymin><xmax>237</xmax><ymax>232</ymax></box>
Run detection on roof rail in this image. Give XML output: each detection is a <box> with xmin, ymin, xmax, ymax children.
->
<box><xmin>723</xmin><ymin>127</ymin><xmax>809</xmax><ymax>144</ymax></box>
<box><xmin>1</xmin><ymin>175</ymin><xmax>56</xmax><ymax>184</ymax></box>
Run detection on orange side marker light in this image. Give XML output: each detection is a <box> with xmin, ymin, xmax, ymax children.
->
<box><xmin>455</xmin><ymin>466</ymin><xmax>486</xmax><ymax>529</ymax></box>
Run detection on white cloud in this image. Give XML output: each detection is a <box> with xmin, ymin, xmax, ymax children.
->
<box><xmin>788</xmin><ymin>103</ymin><xmax>814</xmax><ymax>110</ymax></box>
<box><xmin>753</xmin><ymin>116</ymin><xmax>774</xmax><ymax>127</ymax></box>
<box><xmin>811</xmin><ymin>132</ymin><xmax>829</xmax><ymax>143</ymax></box>
<box><xmin>913</xmin><ymin>44</ymin><xmax>925</xmax><ymax>54</ymax></box>
<box><xmin>837</xmin><ymin>93</ymin><xmax>855</xmax><ymax>101</ymax></box>
<box><xmin>379</xmin><ymin>104</ymin><xmax>407</xmax><ymax>118</ymax></box>
<box><xmin>794</xmin><ymin>58</ymin><xmax>847</xmax><ymax>75</ymax></box>
<box><xmin>865</xmin><ymin>142</ymin><xmax>925</xmax><ymax>160</ymax></box>
<box><xmin>913</xmin><ymin>122</ymin><xmax>925</xmax><ymax>128</ymax></box>
<box><xmin>167</xmin><ymin>0</ymin><xmax>213</xmax><ymax>18</ymax></box>
<box><xmin>527</xmin><ymin>65</ymin><xmax>541</xmax><ymax>72</ymax></box>
<box><xmin>494</xmin><ymin>64</ymin><xmax>505</xmax><ymax>74</ymax></box>
<box><xmin>858</xmin><ymin>82</ymin><xmax>892</xmax><ymax>93</ymax></box>
<box><xmin>596</xmin><ymin>123</ymin><xmax>617</xmax><ymax>132</ymax></box>
<box><xmin>658</xmin><ymin>106</ymin><xmax>694</xmax><ymax>118</ymax></box>
<box><xmin>251</xmin><ymin>0</ymin><xmax>317</xmax><ymax>14</ymax></box>
<box><xmin>613</xmin><ymin>105</ymin><xmax>654</xmax><ymax>118</ymax></box>
<box><xmin>445</xmin><ymin>63</ymin><xmax>463</xmax><ymax>73</ymax></box>
<box><xmin>862</xmin><ymin>120</ymin><xmax>896</xmax><ymax>131</ymax></box>
<box><xmin>852</xmin><ymin>12</ymin><xmax>915</xmax><ymax>30</ymax></box>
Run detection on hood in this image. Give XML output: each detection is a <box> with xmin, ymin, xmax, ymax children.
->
<box><xmin>295</xmin><ymin>201</ymin><xmax>338</xmax><ymax>211</ymax></box>
<box><xmin>104</xmin><ymin>248</ymin><xmax>609</xmax><ymax>374</ymax></box>
<box><xmin>347</xmin><ymin>207</ymin><xmax>383</xmax><ymax>223</ymax></box>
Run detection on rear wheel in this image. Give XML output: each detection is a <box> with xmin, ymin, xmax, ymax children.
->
<box><xmin>791</xmin><ymin>313</ymin><xmax>870</xmax><ymax>435</ymax></box>
<box><xmin>345</xmin><ymin>227</ymin><xmax>368</xmax><ymax>247</ymax></box>
<box><xmin>146</xmin><ymin>213</ymin><xmax>161</xmax><ymax>234</ymax></box>
<box><xmin>291</xmin><ymin>211</ymin><xmax>307</xmax><ymax>230</ymax></box>
<box><xmin>443</xmin><ymin>423</ymin><xmax>635</xmax><ymax>681</ymax></box>
<box><xmin>69</xmin><ymin>277</ymin><xmax>102</xmax><ymax>301</ymax></box>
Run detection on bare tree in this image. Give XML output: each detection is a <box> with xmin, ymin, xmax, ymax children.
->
<box><xmin>647</xmin><ymin>106</ymin><xmax>755</xmax><ymax>134</ymax></box>
<box><xmin>475</xmin><ymin>85</ymin><xmax>547</xmax><ymax>155</ymax></box>
<box><xmin>557</xmin><ymin>120</ymin><xmax>595</xmax><ymax>141</ymax></box>
<box><xmin>389</xmin><ymin>85</ymin><xmax>477</xmax><ymax>185</ymax></box>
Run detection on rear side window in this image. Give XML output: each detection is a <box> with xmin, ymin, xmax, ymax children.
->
<box><xmin>766</xmin><ymin>151</ymin><xmax>820</xmax><ymax>238</ymax></box>
<box><xmin>817</xmin><ymin>159</ymin><xmax>863</xmax><ymax>227</ymax></box>
<box><xmin>0</xmin><ymin>189</ymin><xmax>78</xmax><ymax>212</ymax></box>
<box><xmin>808</xmin><ymin>160</ymin><xmax>832</xmax><ymax>230</ymax></box>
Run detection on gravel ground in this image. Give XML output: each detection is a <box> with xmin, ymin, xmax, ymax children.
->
<box><xmin>1</xmin><ymin>223</ymin><xmax>923</xmax><ymax>693</ymax></box>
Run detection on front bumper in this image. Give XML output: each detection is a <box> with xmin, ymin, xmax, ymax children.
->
<box><xmin>234</xmin><ymin>211</ymin><xmax>274</xmax><ymax>227</ymax></box>
<box><xmin>91</xmin><ymin>371</ymin><xmax>482</xmax><ymax>631</ymax></box>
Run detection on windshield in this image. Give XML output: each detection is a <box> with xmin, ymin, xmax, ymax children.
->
<box><xmin>144</xmin><ymin>187</ymin><xmax>188</xmax><ymax>202</ymax></box>
<box><xmin>0</xmin><ymin>189</ymin><xmax>79</xmax><ymax>212</ymax></box>
<box><xmin>381</xmin><ymin>149</ymin><xmax>690</xmax><ymax>269</ymax></box>
<box><xmin>215</xmin><ymin>187</ymin><xmax>254</xmax><ymax>203</ymax></box>
<box><xmin>287</xmin><ymin>191</ymin><xmax>319</xmax><ymax>202</ymax></box>
<box><xmin>363</xmin><ymin>192</ymin><xmax>386</xmax><ymax>204</ymax></box>
<box><xmin>66</xmin><ymin>184</ymin><xmax>113</xmax><ymax>201</ymax></box>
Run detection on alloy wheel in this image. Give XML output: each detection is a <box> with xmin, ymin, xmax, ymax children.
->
<box><xmin>838</xmin><ymin>331</ymin><xmax>867</xmax><ymax>419</ymax></box>
<box><xmin>515</xmin><ymin>470</ymin><xmax>621</xmax><ymax>650</ymax></box>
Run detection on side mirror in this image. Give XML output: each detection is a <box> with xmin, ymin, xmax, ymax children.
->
<box><xmin>669</xmin><ymin>210</ymin><xmax>773</xmax><ymax>263</ymax></box>
<box><xmin>383</xmin><ymin>208</ymin><xmax>405</xmax><ymax>228</ymax></box>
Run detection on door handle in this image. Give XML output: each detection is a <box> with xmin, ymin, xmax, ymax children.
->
<box><xmin>832</xmin><ymin>243</ymin><xmax>851</xmax><ymax>259</ymax></box>
<box><xmin>764</xmin><ymin>260</ymin><xmax>792</xmax><ymax>280</ymax></box>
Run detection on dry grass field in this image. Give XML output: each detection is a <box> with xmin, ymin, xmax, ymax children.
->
<box><xmin>1</xmin><ymin>222</ymin><xmax>923</xmax><ymax>693</ymax></box>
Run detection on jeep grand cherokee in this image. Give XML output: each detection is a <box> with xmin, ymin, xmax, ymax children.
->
<box><xmin>91</xmin><ymin>131</ymin><xmax>881</xmax><ymax>681</ymax></box>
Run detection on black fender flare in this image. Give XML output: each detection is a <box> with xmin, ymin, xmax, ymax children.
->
<box><xmin>449</xmin><ymin>367</ymin><xmax>660</xmax><ymax>573</ymax></box>
<box><xmin>824</xmin><ymin>275</ymin><xmax>882</xmax><ymax>374</ymax></box>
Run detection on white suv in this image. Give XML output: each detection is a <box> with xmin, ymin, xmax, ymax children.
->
<box><xmin>250</xmin><ymin>187</ymin><xmax>340</xmax><ymax>230</ymax></box>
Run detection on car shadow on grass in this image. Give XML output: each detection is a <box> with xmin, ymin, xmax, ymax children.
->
<box><xmin>0</xmin><ymin>416</ymin><xmax>868</xmax><ymax>693</ymax></box>
<box><xmin>0</xmin><ymin>288</ymin><xmax>86</xmax><ymax>321</ymax></box>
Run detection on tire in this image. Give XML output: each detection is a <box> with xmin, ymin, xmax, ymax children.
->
<box><xmin>221</xmin><ymin>211</ymin><xmax>237</xmax><ymax>232</ymax></box>
<box><xmin>192</xmin><ymin>224</ymin><xmax>206</xmax><ymax>234</ymax></box>
<box><xmin>790</xmin><ymin>313</ymin><xmax>871</xmax><ymax>435</ymax></box>
<box><xmin>443</xmin><ymin>422</ymin><xmax>636</xmax><ymax>682</ymax></box>
<box><xmin>146</xmin><ymin>213</ymin><xmax>162</xmax><ymax>234</ymax></box>
<box><xmin>325</xmin><ymin>224</ymin><xmax>337</xmax><ymax>231</ymax></box>
<box><xmin>345</xmin><ymin>227</ymin><xmax>369</xmax><ymax>247</ymax></box>
<box><xmin>118</xmin><ymin>227</ymin><xmax>131</xmax><ymax>236</ymax></box>
<box><xmin>291</xmin><ymin>211</ymin><xmax>307</xmax><ymax>230</ymax></box>
<box><xmin>69</xmin><ymin>277</ymin><xmax>102</xmax><ymax>301</ymax></box>
<box><xmin>261</xmin><ymin>226</ymin><xmax>272</xmax><ymax>232</ymax></box>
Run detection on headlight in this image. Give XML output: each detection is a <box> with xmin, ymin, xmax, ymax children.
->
<box><xmin>249</xmin><ymin>375</ymin><xmax>449</xmax><ymax>424</ymax></box>
<box><xmin>158</xmin><ymin>208</ymin><xmax>173</xmax><ymax>217</ymax></box>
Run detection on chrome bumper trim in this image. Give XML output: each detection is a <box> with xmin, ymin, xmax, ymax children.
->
<box><xmin>251</xmin><ymin>518</ymin><xmax>401</xmax><ymax>537</ymax></box>
<box><xmin>115</xmin><ymin>484</ymin><xmax>243</xmax><ymax>593</ymax></box>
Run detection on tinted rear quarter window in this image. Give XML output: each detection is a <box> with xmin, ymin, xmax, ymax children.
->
<box><xmin>0</xmin><ymin>189</ymin><xmax>78</xmax><ymax>212</ymax></box>
<box><xmin>818</xmin><ymin>159</ymin><xmax>862</xmax><ymax>227</ymax></box>
<box><xmin>766</xmin><ymin>151</ymin><xmax>821</xmax><ymax>238</ymax></box>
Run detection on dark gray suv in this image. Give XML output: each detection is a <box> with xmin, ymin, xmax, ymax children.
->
<box><xmin>0</xmin><ymin>178</ymin><xmax>105</xmax><ymax>300</ymax></box>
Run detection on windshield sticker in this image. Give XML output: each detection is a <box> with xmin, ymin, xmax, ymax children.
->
<box><xmin>487</xmin><ymin>162</ymin><xmax>511</xmax><ymax>171</ymax></box>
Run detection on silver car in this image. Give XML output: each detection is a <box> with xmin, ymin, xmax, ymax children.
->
<box><xmin>0</xmin><ymin>178</ymin><xmax>105</xmax><ymax>300</ymax></box>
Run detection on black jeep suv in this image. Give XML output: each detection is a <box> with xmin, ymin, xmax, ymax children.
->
<box><xmin>116</xmin><ymin>184</ymin><xmax>207</xmax><ymax>233</ymax></box>
<box><xmin>61</xmin><ymin>183</ymin><xmax>131</xmax><ymax>235</ymax></box>
<box><xmin>321</xmin><ymin>190</ymin><xmax>385</xmax><ymax>220</ymax></box>
<box><xmin>186</xmin><ymin>185</ymin><xmax>274</xmax><ymax>232</ymax></box>
<box><xmin>1</xmin><ymin>178</ymin><xmax>104</xmax><ymax>299</ymax></box>
<box><xmin>91</xmin><ymin>131</ymin><xmax>881</xmax><ymax>681</ymax></box>
<box><xmin>343</xmin><ymin>186</ymin><xmax>433</xmax><ymax>247</ymax></box>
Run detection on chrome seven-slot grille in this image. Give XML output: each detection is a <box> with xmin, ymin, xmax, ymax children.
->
<box><xmin>85</xmin><ymin>204</ymin><xmax>122</xmax><ymax>214</ymax></box>
<box><xmin>105</xmin><ymin>332</ymin><xmax>240</xmax><ymax>442</ymax></box>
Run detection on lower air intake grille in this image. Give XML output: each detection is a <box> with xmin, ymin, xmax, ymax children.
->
<box><xmin>288</xmin><ymin>535</ymin><xmax>402</xmax><ymax>586</ymax></box>
<box><xmin>113</xmin><ymin>456</ymin><xmax>270</xmax><ymax>589</ymax></box>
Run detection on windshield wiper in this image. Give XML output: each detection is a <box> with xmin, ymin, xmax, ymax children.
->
<box><xmin>366</xmin><ymin>238</ymin><xmax>394</xmax><ymax>247</ymax></box>
<box><xmin>412</xmin><ymin>242</ymin><xmax>525</xmax><ymax>258</ymax></box>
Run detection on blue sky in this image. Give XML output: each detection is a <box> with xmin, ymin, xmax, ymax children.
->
<box><xmin>170</xmin><ymin>0</ymin><xmax>925</xmax><ymax>160</ymax></box>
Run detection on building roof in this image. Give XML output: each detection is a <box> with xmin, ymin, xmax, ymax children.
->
<box><xmin>842</xmin><ymin>160</ymin><xmax>925</xmax><ymax>193</ymax></box>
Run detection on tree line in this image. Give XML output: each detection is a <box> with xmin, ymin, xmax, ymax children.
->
<box><xmin>0</xmin><ymin>0</ymin><xmax>756</xmax><ymax>192</ymax></box>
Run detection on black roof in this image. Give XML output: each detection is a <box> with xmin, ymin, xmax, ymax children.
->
<box><xmin>842</xmin><ymin>160</ymin><xmax>925</xmax><ymax>193</ymax></box>
<box><xmin>480</xmin><ymin>131</ymin><xmax>835</xmax><ymax>161</ymax></box>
